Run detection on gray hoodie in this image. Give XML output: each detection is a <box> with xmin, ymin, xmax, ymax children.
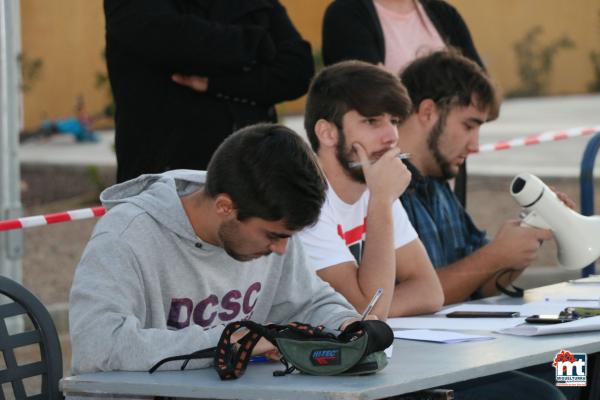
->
<box><xmin>69</xmin><ymin>170</ymin><xmax>358</xmax><ymax>374</ymax></box>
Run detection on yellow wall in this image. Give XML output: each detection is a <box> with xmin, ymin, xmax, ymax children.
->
<box><xmin>20</xmin><ymin>0</ymin><xmax>108</xmax><ymax>130</ymax></box>
<box><xmin>277</xmin><ymin>0</ymin><xmax>330</xmax><ymax>114</ymax></box>
<box><xmin>452</xmin><ymin>0</ymin><xmax>600</xmax><ymax>96</ymax></box>
<box><xmin>283</xmin><ymin>0</ymin><xmax>600</xmax><ymax>97</ymax></box>
<box><xmin>281</xmin><ymin>0</ymin><xmax>328</xmax><ymax>49</ymax></box>
<box><xmin>19</xmin><ymin>0</ymin><xmax>600</xmax><ymax>127</ymax></box>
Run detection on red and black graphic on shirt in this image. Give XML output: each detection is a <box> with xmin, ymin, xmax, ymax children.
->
<box><xmin>337</xmin><ymin>218</ymin><xmax>366</xmax><ymax>263</ymax></box>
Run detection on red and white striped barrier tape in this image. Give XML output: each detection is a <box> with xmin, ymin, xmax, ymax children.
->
<box><xmin>474</xmin><ymin>125</ymin><xmax>599</xmax><ymax>154</ymax></box>
<box><xmin>0</xmin><ymin>126</ymin><xmax>599</xmax><ymax>232</ymax></box>
<box><xmin>0</xmin><ymin>206</ymin><xmax>106</xmax><ymax>232</ymax></box>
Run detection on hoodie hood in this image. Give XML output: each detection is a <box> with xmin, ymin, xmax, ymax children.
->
<box><xmin>99</xmin><ymin>169</ymin><xmax>206</xmax><ymax>243</ymax></box>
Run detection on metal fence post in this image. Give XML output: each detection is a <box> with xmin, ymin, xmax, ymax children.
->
<box><xmin>0</xmin><ymin>0</ymin><xmax>24</xmax><ymax>284</ymax></box>
<box><xmin>579</xmin><ymin>131</ymin><xmax>600</xmax><ymax>277</ymax></box>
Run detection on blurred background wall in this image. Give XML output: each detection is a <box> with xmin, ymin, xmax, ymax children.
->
<box><xmin>18</xmin><ymin>0</ymin><xmax>600</xmax><ymax>130</ymax></box>
<box><xmin>20</xmin><ymin>0</ymin><xmax>108</xmax><ymax>130</ymax></box>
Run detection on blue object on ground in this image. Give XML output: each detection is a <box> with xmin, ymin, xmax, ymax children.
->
<box><xmin>41</xmin><ymin>118</ymin><xmax>99</xmax><ymax>143</ymax></box>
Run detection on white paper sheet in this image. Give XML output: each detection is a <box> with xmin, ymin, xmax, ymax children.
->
<box><xmin>388</xmin><ymin>302</ymin><xmax>600</xmax><ymax>332</ymax></box>
<box><xmin>437</xmin><ymin>301</ymin><xmax>600</xmax><ymax>318</ymax></box>
<box><xmin>522</xmin><ymin>300</ymin><xmax>600</xmax><ymax>316</ymax></box>
<box><xmin>393</xmin><ymin>329</ymin><xmax>495</xmax><ymax>343</ymax></box>
<box><xmin>384</xmin><ymin>345</ymin><xmax>393</xmax><ymax>358</ymax></box>
<box><xmin>497</xmin><ymin>316</ymin><xmax>600</xmax><ymax>336</ymax></box>
<box><xmin>387</xmin><ymin>316</ymin><xmax>526</xmax><ymax>331</ymax></box>
<box><xmin>436</xmin><ymin>304</ymin><xmax>525</xmax><ymax>315</ymax></box>
<box><xmin>543</xmin><ymin>296</ymin><xmax>600</xmax><ymax>302</ymax></box>
<box><xmin>568</xmin><ymin>275</ymin><xmax>600</xmax><ymax>284</ymax></box>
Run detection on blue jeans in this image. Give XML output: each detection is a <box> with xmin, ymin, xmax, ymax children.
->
<box><xmin>519</xmin><ymin>364</ymin><xmax>582</xmax><ymax>400</ymax></box>
<box><xmin>444</xmin><ymin>371</ymin><xmax>566</xmax><ymax>400</ymax></box>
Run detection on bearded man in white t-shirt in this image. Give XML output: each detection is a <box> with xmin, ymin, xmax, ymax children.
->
<box><xmin>299</xmin><ymin>60</ymin><xmax>443</xmax><ymax>318</ymax></box>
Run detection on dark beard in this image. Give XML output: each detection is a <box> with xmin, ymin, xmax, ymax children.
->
<box><xmin>218</xmin><ymin>219</ymin><xmax>270</xmax><ymax>262</ymax></box>
<box><xmin>335</xmin><ymin>126</ymin><xmax>366</xmax><ymax>184</ymax></box>
<box><xmin>426</xmin><ymin>110</ymin><xmax>455</xmax><ymax>180</ymax></box>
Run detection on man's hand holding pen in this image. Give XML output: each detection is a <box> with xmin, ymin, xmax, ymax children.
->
<box><xmin>339</xmin><ymin>288</ymin><xmax>383</xmax><ymax>330</ymax></box>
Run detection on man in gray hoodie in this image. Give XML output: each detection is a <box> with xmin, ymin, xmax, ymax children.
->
<box><xmin>69</xmin><ymin>123</ymin><xmax>360</xmax><ymax>374</ymax></box>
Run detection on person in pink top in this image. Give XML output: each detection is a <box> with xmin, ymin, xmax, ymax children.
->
<box><xmin>372</xmin><ymin>0</ymin><xmax>445</xmax><ymax>73</ymax></box>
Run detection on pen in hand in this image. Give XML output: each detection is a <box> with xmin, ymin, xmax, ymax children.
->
<box><xmin>361</xmin><ymin>288</ymin><xmax>384</xmax><ymax>320</ymax></box>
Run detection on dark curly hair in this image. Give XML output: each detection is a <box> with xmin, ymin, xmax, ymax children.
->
<box><xmin>400</xmin><ymin>49</ymin><xmax>500</xmax><ymax>120</ymax></box>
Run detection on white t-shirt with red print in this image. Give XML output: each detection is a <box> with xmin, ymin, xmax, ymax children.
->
<box><xmin>299</xmin><ymin>184</ymin><xmax>418</xmax><ymax>272</ymax></box>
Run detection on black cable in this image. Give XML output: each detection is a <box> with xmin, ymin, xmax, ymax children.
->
<box><xmin>494</xmin><ymin>268</ymin><xmax>524</xmax><ymax>298</ymax></box>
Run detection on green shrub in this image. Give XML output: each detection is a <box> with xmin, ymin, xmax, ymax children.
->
<box><xmin>508</xmin><ymin>26</ymin><xmax>575</xmax><ymax>97</ymax></box>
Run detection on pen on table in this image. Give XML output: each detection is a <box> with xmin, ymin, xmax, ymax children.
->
<box><xmin>249</xmin><ymin>355</ymin><xmax>269</xmax><ymax>364</ymax></box>
<box><xmin>349</xmin><ymin>153</ymin><xmax>411</xmax><ymax>169</ymax></box>
<box><xmin>361</xmin><ymin>288</ymin><xmax>384</xmax><ymax>320</ymax></box>
<box><xmin>566</xmin><ymin>298</ymin><xmax>600</xmax><ymax>302</ymax></box>
<box><xmin>568</xmin><ymin>277</ymin><xmax>600</xmax><ymax>284</ymax></box>
<box><xmin>544</xmin><ymin>297</ymin><xmax>600</xmax><ymax>302</ymax></box>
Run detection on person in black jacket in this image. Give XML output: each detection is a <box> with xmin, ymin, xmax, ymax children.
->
<box><xmin>104</xmin><ymin>0</ymin><xmax>314</xmax><ymax>182</ymax></box>
<box><xmin>322</xmin><ymin>0</ymin><xmax>483</xmax><ymax>206</ymax></box>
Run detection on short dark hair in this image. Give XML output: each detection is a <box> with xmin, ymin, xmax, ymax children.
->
<box><xmin>400</xmin><ymin>49</ymin><xmax>500</xmax><ymax>120</ymax></box>
<box><xmin>304</xmin><ymin>60</ymin><xmax>412</xmax><ymax>152</ymax></box>
<box><xmin>205</xmin><ymin>123</ymin><xmax>326</xmax><ymax>231</ymax></box>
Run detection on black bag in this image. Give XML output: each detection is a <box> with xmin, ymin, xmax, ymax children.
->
<box><xmin>149</xmin><ymin>319</ymin><xmax>393</xmax><ymax>379</ymax></box>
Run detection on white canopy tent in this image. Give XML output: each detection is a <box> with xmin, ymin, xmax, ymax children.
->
<box><xmin>0</xmin><ymin>0</ymin><xmax>23</xmax><ymax>282</ymax></box>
